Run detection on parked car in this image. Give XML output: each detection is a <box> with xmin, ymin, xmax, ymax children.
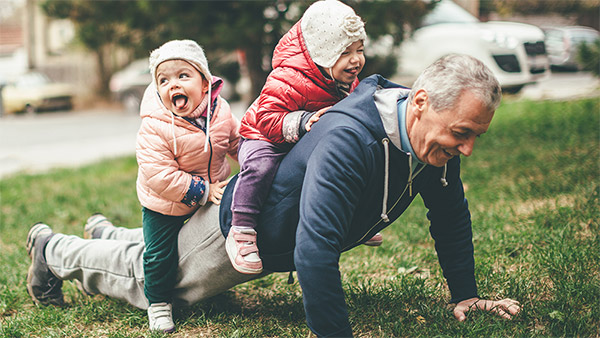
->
<box><xmin>543</xmin><ymin>25</ymin><xmax>600</xmax><ymax>71</ymax></box>
<box><xmin>109</xmin><ymin>59</ymin><xmax>152</xmax><ymax>114</ymax></box>
<box><xmin>394</xmin><ymin>0</ymin><xmax>549</xmax><ymax>94</ymax></box>
<box><xmin>1</xmin><ymin>71</ymin><xmax>73</xmax><ymax>114</ymax></box>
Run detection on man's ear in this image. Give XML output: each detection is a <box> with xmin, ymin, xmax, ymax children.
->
<box><xmin>412</xmin><ymin>89</ymin><xmax>428</xmax><ymax>118</ymax></box>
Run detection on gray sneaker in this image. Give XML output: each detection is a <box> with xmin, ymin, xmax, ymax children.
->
<box><xmin>26</xmin><ymin>223</ymin><xmax>64</xmax><ymax>306</ymax></box>
<box><xmin>84</xmin><ymin>213</ymin><xmax>115</xmax><ymax>239</ymax></box>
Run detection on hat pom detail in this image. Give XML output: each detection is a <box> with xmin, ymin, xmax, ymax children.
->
<box><xmin>342</xmin><ymin>15</ymin><xmax>365</xmax><ymax>39</ymax></box>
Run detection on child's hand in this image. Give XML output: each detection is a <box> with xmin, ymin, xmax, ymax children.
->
<box><xmin>305</xmin><ymin>106</ymin><xmax>331</xmax><ymax>132</ymax></box>
<box><xmin>208</xmin><ymin>179</ymin><xmax>230</xmax><ymax>205</ymax></box>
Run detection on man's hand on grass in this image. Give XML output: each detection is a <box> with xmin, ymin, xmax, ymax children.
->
<box><xmin>453</xmin><ymin>297</ymin><xmax>521</xmax><ymax>321</ymax></box>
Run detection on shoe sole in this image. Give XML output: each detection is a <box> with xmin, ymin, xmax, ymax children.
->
<box><xmin>26</xmin><ymin>223</ymin><xmax>49</xmax><ymax>257</ymax></box>
<box><xmin>26</xmin><ymin>223</ymin><xmax>64</xmax><ymax>306</ymax></box>
<box><xmin>26</xmin><ymin>244</ymin><xmax>63</xmax><ymax>306</ymax></box>
<box><xmin>363</xmin><ymin>240</ymin><xmax>383</xmax><ymax>246</ymax></box>
<box><xmin>26</xmin><ymin>223</ymin><xmax>45</xmax><ymax>305</ymax></box>
<box><xmin>26</xmin><ymin>245</ymin><xmax>42</xmax><ymax>305</ymax></box>
<box><xmin>225</xmin><ymin>233</ymin><xmax>263</xmax><ymax>275</ymax></box>
<box><xmin>83</xmin><ymin>214</ymin><xmax>109</xmax><ymax>239</ymax></box>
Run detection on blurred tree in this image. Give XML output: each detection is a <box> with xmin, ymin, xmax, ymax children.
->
<box><xmin>486</xmin><ymin>0</ymin><xmax>599</xmax><ymax>29</ymax></box>
<box><xmin>40</xmin><ymin>0</ymin><xmax>432</xmax><ymax>100</ymax></box>
<box><xmin>577</xmin><ymin>40</ymin><xmax>600</xmax><ymax>76</ymax></box>
<box><xmin>40</xmin><ymin>0</ymin><xmax>139</xmax><ymax>97</ymax></box>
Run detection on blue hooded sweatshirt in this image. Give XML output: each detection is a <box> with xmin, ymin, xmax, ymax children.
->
<box><xmin>220</xmin><ymin>74</ymin><xmax>477</xmax><ymax>337</ymax></box>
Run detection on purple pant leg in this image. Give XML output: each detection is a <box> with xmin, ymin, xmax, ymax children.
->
<box><xmin>231</xmin><ymin>139</ymin><xmax>291</xmax><ymax>228</ymax></box>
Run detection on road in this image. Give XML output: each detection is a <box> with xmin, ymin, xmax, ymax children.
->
<box><xmin>0</xmin><ymin>72</ymin><xmax>598</xmax><ymax>178</ymax></box>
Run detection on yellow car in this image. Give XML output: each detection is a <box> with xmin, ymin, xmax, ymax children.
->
<box><xmin>1</xmin><ymin>72</ymin><xmax>73</xmax><ymax>115</ymax></box>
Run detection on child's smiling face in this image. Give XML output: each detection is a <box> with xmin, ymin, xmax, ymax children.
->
<box><xmin>155</xmin><ymin>59</ymin><xmax>208</xmax><ymax>117</ymax></box>
<box><xmin>329</xmin><ymin>40</ymin><xmax>365</xmax><ymax>85</ymax></box>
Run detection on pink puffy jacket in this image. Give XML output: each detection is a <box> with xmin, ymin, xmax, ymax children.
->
<box><xmin>136</xmin><ymin>82</ymin><xmax>240</xmax><ymax>216</ymax></box>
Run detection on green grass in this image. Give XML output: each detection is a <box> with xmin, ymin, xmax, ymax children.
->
<box><xmin>1</xmin><ymin>97</ymin><xmax>599</xmax><ymax>337</ymax></box>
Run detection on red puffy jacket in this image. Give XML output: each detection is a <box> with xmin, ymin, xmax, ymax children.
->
<box><xmin>239</xmin><ymin>21</ymin><xmax>359</xmax><ymax>143</ymax></box>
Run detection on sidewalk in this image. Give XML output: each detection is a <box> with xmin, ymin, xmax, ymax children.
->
<box><xmin>0</xmin><ymin>101</ymin><xmax>248</xmax><ymax>178</ymax></box>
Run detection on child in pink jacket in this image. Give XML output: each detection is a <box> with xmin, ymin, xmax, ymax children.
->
<box><xmin>135</xmin><ymin>40</ymin><xmax>239</xmax><ymax>333</ymax></box>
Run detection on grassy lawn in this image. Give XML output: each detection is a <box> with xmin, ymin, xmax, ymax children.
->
<box><xmin>1</xmin><ymin>97</ymin><xmax>598</xmax><ymax>337</ymax></box>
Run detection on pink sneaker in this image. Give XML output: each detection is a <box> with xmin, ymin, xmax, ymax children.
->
<box><xmin>364</xmin><ymin>232</ymin><xmax>383</xmax><ymax>246</ymax></box>
<box><xmin>225</xmin><ymin>228</ymin><xmax>263</xmax><ymax>274</ymax></box>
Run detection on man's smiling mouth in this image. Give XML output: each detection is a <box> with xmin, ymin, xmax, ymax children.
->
<box><xmin>443</xmin><ymin>149</ymin><xmax>456</xmax><ymax>157</ymax></box>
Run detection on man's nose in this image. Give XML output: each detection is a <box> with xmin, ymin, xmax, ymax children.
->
<box><xmin>458</xmin><ymin>136</ymin><xmax>476</xmax><ymax>157</ymax></box>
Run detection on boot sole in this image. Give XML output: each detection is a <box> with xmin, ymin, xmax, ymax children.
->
<box><xmin>26</xmin><ymin>223</ymin><xmax>49</xmax><ymax>257</ymax></box>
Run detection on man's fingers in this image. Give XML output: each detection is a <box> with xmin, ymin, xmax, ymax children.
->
<box><xmin>453</xmin><ymin>307</ymin><xmax>467</xmax><ymax>321</ymax></box>
<box><xmin>453</xmin><ymin>298</ymin><xmax>520</xmax><ymax>321</ymax></box>
<box><xmin>490</xmin><ymin>305</ymin><xmax>512</xmax><ymax>319</ymax></box>
<box><xmin>499</xmin><ymin>299</ymin><xmax>521</xmax><ymax>316</ymax></box>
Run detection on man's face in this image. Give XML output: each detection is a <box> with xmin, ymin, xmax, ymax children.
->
<box><xmin>155</xmin><ymin>59</ymin><xmax>208</xmax><ymax>117</ymax></box>
<box><xmin>407</xmin><ymin>89</ymin><xmax>494</xmax><ymax>167</ymax></box>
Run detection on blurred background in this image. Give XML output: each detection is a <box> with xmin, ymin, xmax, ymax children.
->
<box><xmin>0</xmin><ymin>0</ymin><xmax>598</xmax><ymax>177</ymax></box>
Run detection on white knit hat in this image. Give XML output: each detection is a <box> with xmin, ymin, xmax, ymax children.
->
<box><xmin>149</xmin><ymin>39</ymin><xmax>212</xmax><ymax>85</ymax></box>
<box><xmin>300</xmin><ymin>0</ymin><xmax>367</xmax><ymax>69</ymax></box>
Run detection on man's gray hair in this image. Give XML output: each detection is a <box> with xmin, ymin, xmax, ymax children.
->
<box><xmin>407</xmin><ymin>54</ymin><xmax>502</xmax><ymax>113</ymax></box>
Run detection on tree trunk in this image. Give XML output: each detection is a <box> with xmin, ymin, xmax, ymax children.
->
<box><xmin>95</xmin><ymin>47</ymin><xmax>111</xmax><ymax>98</ymax></box>
<box><xmin>243</xmin><ymin>46</ymin><xmax>270</xmax><ymax>101</ymax></box>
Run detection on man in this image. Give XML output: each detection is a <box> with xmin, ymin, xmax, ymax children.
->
<box><xmin>26</xmin><ymin>54</ymin><xmax>520</xmax><ymax>337</ymax></box>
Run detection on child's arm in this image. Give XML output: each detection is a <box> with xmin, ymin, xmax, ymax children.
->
<box><xmin>304</xmin><ymin>106</ymin><xmax>330</xmax><ymax>132</ymax></box>
<box><xmin>282</xmin><ymin>106</ymin><xmax>331</xmax><ymax>143</ymax></box>
<box><xmin>182</xmin><ymin>177</ymin><xmax>230</xmax><ymax>206</ymax></box>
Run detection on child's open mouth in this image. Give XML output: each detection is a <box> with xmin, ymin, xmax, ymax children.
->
<box><xmin>172</xmin><ymin>94</ymin><xmax>188</xmax><ymax>109</ymax></box>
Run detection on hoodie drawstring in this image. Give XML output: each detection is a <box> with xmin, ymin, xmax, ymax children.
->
<box><xmin>380</xmin><ymin>138</ymin><xmax>390</xmax><ymax>223</ymax></box>
<box><xmin>171</xmin><ymin>113</ymin><xmax>177</xmax><ymax>157</ymax></box>
<box><xmin>204</xmin><ymin>83</ymin><xmax>212</xmax><ymax>152</ymax></box>
<box><xmin>379</xmin><ymin>139</ymin><xmax>448</xmax><ymax>223</ymax></box>
<box><xmin>441</xmin><ymin>164</ymin><xmax>448</xmax><ymax>187</ymax></box>
<box><xmin>407</xmin><ymin>153</ymin><xmax>413</xmax><ymax>197</ymax></box>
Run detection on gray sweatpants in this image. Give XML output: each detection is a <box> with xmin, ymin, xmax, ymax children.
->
<box><xmin>45</xmin><ymin>204</ymin><xmax>266</xmax><ymax>309</ymax></box>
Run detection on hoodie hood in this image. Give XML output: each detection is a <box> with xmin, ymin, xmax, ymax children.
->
<box><xmin>272</xmin><ymin>21</ymin><xmax>356</xmax><ymax>94</ymax></box>
<box><xmin>329</xmin><ymin>75</ymin><xmax>405</xmax><ymax>141</ymax></box>
<box><xmin>373</xmin><ymin>86</ymin><xmax>411</xmax><ymax>151</ymax></box>
<box><xmin>329</xmin><ymin>74</ymin><xmax>448</xmax><ymax>223</ymax></box>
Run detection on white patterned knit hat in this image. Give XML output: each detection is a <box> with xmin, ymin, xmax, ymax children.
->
<box><xmin>300</xmin><ymin>0</ymin><xmax>367</xmax><ymax>69</ymax></box>
<box><xmin>149</xmin><ymin>39</ymin><xmax>212</xmax><ymax>86</ymax></box>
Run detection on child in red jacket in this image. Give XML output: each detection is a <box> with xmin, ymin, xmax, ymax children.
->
<box><xmin>228</xmin><ymin>0</ymin><xmax>381</xmax><ymax>274</ymax></box>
